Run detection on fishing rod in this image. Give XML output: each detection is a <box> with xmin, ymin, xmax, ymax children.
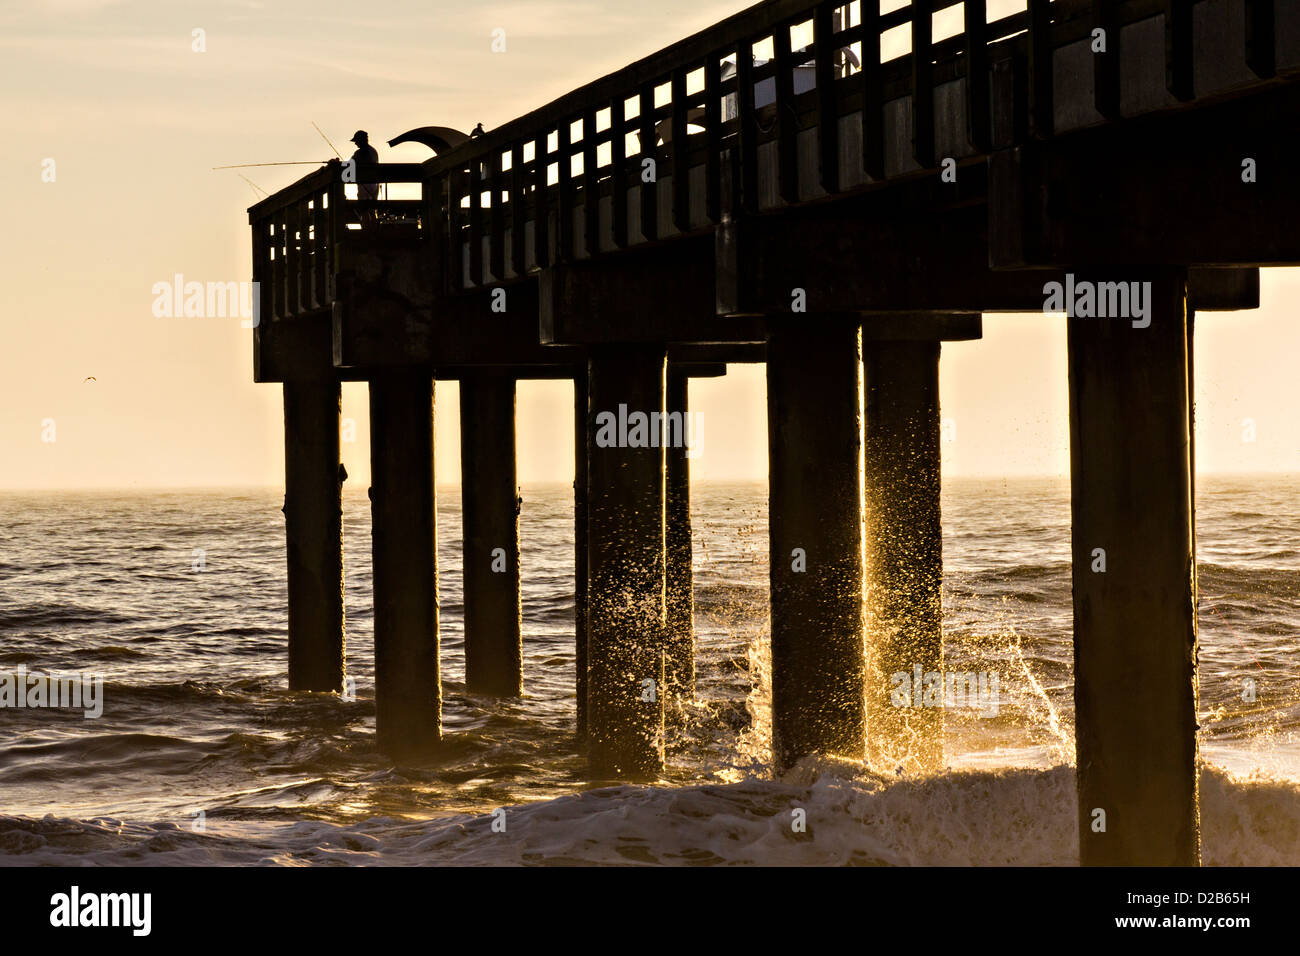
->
<box><xmin>238</xmin><ymin>174</ymin><xmax>270</xmax><ymax>198</ymax></box>
<box><xmin>312</xmin><ymin>121</ymin><xmax>343</xmax><ymax>159</ymax></box>
<box><xmin>211</xmin><ymin>161</ymin><xmax>331</xmax><ymax>170</ymax></box>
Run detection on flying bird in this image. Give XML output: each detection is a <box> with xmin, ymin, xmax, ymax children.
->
<box><xmin>83</xmin><ymin>376</ymin><xmax>96</xmax><ymax>383</ymax></box>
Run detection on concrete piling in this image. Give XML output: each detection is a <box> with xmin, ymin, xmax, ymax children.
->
<box><xmin>766</xmin><ymin>319</ymin><xmax>866</xmax><ymax>772</ymax></box>
<box><xmin>1068</xmin><ymin>271</ymin><xmax>1199</xmax><ymax>866</ymax></box>
<box><xmin>862</xmin><ymin>338</ymin><xmax>945</xmax><ymax>774</ymax></box>
<box><xmin>574</xmin><ymin>371</ymin><xmax>591</xmax><ymax>739</ymax></box>
<box><xmin>585</xmin><ymin>346</ymin><xmax>667</xmax><ymax>778</ymax></box>
<box><xmin>664</xmin><ymin>367</ymin><xmax>695</xmax><ymax>707</ymax></box>
<box><xmin>459</xmin><ymin>372</ymin><xmax>523</xmax><ymax>697</ymax></box>
<box><xmin>282</xmin><ymin>380</ymin><xmax>346</xmax><ymax>693</ymax></box>
<box><xmin>368</xmin><ymin>371</ymin><xmax>441</xmax><ymax>760</ymax></box>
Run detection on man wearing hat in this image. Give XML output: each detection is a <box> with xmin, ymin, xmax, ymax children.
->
<box><xmin>350</xmin><ymin>130</ymin><xmax>380</xmax><ymax>224</ymax></box>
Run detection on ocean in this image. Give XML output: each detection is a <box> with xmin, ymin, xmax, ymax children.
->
<box><xmin>1</xmin><ymin>476</ymin><xmax>1298</xmax><ymax>865</ymax></box>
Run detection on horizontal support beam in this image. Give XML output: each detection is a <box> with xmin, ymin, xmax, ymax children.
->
<box><xmin>540</xmin><ymin>237</ymin><xmax>767</xmax><ymax>345</ymax></box>
<box><xmin>860</xmin><ymin>312</ymin><xmax>983</xmax><ymax>340</ymax></box>
<box><xmin>719</xmin><ymin>179</ymin><xmax>1260</xmax><ymax>314</ymax></box>
<box><xmin>990</xmin><ymin>81</ymin><xmax>1300</xmax><ymax>268</ymax></box>
<box><xmin>255</xmin><ymin>313</ymin><xmax>367</xmax><ymax>383</ymax></box>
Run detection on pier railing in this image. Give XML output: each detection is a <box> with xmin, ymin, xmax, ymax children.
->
<box><xmin>251</xmin><ymin>0</ymin><xmax>1283</xmax><ymax>304</ymax></box>
<box><xmin>248</xmin><ymin>160</ymin><xmax>429</xmax><ymax>321</ymax></box>
<box><xmin>423</xmin><ymin>0</ymin><xmax>1247</xmax><ymax>292</ymax></box>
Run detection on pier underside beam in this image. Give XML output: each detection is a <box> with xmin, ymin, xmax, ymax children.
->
<box><xmin>460</xmin><ymin>372</ymin><xmax>522</xmax><ymax>697</ymax></box>
<box><xmin>369</xmin><ymin>371</ymin><xmax>441</xmax><ymax>760</ymax></box>
<box><xmin>585</xmin><ymin>345</ymin><xmax>668</xmax><ymax>778</ymax></box>
<box><xmin>1068</xmin><ymin>271</ymin><xmax>1199</xmax><ymax>866</ymax></box>
<box><xmin>767</xmin><ymin>318</ymin><xmax>866</xmax><ymax>772</ymax></box>
<box><xmin>719</xmin><ymin>197</ymin><xmax>1259</xmax><ymax>317</ymax></box>
<box><xmin>282</xmin><ymin>380</ymin><xmax>345</xmax><ymax>693</ymax></box>
<box><xmin>991</xmin><ymin>82</ymin><xmax>1300</xmax><ymax>268</ymax></box>
<box><xmin>539</xmin><ymin>237</ymin><xmax>766</xmax><ymax>345</ymax></box>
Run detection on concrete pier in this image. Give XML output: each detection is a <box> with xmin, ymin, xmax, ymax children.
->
<box><xmin>282</xmin><ymin>381</ymin><xmax>346</xmax><ymax>693</ymax></box>
<box><xmin>862</xmin><ymin>337</ymin><xmax>944</xmax><ymax>774</ymax></box>
<box><xmin>246</xmin><ymin>0</ymin><xmax>1281</xmax><ymax>845</ymax></box>
<box><xmin>766</xmin><ymin>319</ymin><xmax>866</xmax><ymax>772</ymax></box>
<box><xmin>664</xmin><ymin>367</ymin><xmax>695</xmax><ymax>707</ymax></box>
<box><xmin>1068</xmin><ymin>272</ymin><xmax>1199</xmax><ymax>867</ymax></box>
<box><xmin>369</xmin><ymin>371</ymin><xmax>441</xmax><ymax>759</ymax></box>
<box><xmin>459</xmin><ymin>372</ymin><xmax>523</xmax><ymax>697</ymax></box>
<box><xmin>585</xmin><ymin>346</ymin><xmax>667</xmax><ymax>778</ymax></box>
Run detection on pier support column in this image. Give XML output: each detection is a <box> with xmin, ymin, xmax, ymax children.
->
<box><xmin>460</xmin><ymin>373</ymin><xmax>522</xmax><ymax>696</ymax></box>
<box><xmin>862</xmin><ymin>338</ymin><xmax>944</xmax><ymax>774</ymax></box>
<box><xmin>369</xmin><ymin>371</ymin><xmax>440</xmax><ymax>760</ymax></box>
<box><xmin>282</xmin><ymin>381</ymin><xmax>345</xmax><ymax>693</ymax></box>
<box><xmin>1068</xmin><ymin>271</ymin><xmax>1199</xmax><ymax>866</ymax></box>
<box><xmin>574</xmin><ymin>371</ymin><xmax>590</xmax><ymax>739</ymax></box>
<box><xmin>586</xmin><ymin>345</ymin><xmax>667</xmax><ymax>778</ymax></box>
<box><xmin>767</xmin><ymin>318</ymin><xmax>866</xmax><ymax>772</ymax></box>
<box><xmin>665</xmin><ymin>367</ymin><xmax>695</xmax><ymax>707</ymax></box>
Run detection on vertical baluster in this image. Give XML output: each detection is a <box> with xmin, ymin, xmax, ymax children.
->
<box><xmin>611</xmin><ymin>97</ymin><xmax>629</xmax><ymax>247</ymax></box>
<box><xmin>704</xmin><ymin>54</ymin><xmax>722</xmax><ymax>224</ymax></box>
<box><xmin>912</xmin><ymin>0</ymin><xmax>935</xmax><ymax>168</ymax></box>
<box><xmin>286</xmin><ymin>204</ymin><xmax>301</xmax><ymax>316</ymax></box>
<box><xmin>671</xmin><ymin>68</ymin><xmax>690</xmax><ymax>232</ymax></box>
<box><xmin>328</xmin><ymin>178</ymin><xmax>344</xmax><ymax>301</ymax></box>
<box><xmin>534</xmin><ymin>133</ymin><xmax>551</xmax><ymax>268</ymax></box>
<box><xmin>1245</xmin><ymin>0</ymin><xmax>1276</xmax><ymax>79</ymax></box>
<box><xmin>558</xmin><ymin>119</ymin><xmax>574</xmax><ymax>260</ymax></box>
<box><xmin>252</xmin><ymin>218</ymin><xmax>268</xmax><ymax>326</ymax></box>
<box><xmin>1028</xmin><ymin>0</ymin><xmax>1053</xmax><ymax>138</ymax></box>
<box><xmin>966</xmin><ymin>0</ymin><xmax>990</xmax><ymax>151</ymax></box>
<box><xmin>446</xmin><ymin>170</ymin><xmax>464</xmax><ymax>292</ymax></box>
<box><xmin>584</xmin><ymin>109</ymin><xmax>600</xmax><ymax>256</ymax></box>
<box><xmin>1165</xmin><ymin>0</ymin><xmax>1193</xmax><ymax>100</ymax></box>
<box><xmin>511</xmin><ymin>143</ymin><xmax>526</xmax><ymax>276</ymax></box>
<box><xmin>469</xmin><ymin>157</ymin><xmax>484</xmax><ymax>285</ymax></box>
<box><xmin>490</xmin><ymin>150</ymin><xmax>505</xmax><ymax>281</ymax></box>
<box><xmin>737</xmin><ymin>42</ymin><xmax>759</xmax><ymax>211</ymax></box>
<box><xmin>774</xmin><ymin>23</ymin><xmax>798</xmax><ymax>202</ymax></box>
<box><xmin>861</xmin><ymin>1</ymin><xmax>884</xmax><ymax>179</ymax></box>
<box><xmin>1093</xmin><ymin>0</ymin><xmax>1120</xmax><ymax>119</ymax></box>
<box><xmin>270</xmin><ymin>220</ymin><xmax>283</xmax><ymax>319</ymax></box>
<box><xmin>814</xmin><ymin>3</ymin><xmax>839</xmax><ymax>194</ymax></box>
<box><xmin>313</xmin><ymin>190</ymin><xmax>328</xmax><ymax>308</ymax></box>
<box><xmin>639</xmin><ymin>83</ymin><xmax>659</xmax><ymax>241</ymax></box>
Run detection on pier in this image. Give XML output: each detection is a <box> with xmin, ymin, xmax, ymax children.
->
<box><xmin>247</xmin><ymin>0</ymin><xmax>1296</xmax><ymax>865</ymax></box>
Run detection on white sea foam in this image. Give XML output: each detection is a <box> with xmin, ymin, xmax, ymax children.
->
<box><xmin>1</xmin><ymin>762</ymin><xmax>1294</xmax><ymax>867</ymax></box>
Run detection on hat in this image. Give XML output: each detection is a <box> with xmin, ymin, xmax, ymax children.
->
<box><xmin>350</xmin><ymin>130</ymin><xmax>368</xmax><ymax>144</ymax></box>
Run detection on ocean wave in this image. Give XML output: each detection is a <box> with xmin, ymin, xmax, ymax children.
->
<box><xmin>0</xmin><ymin>762</ymin><xmax>1291</xmax><ymax>867</ymax></box>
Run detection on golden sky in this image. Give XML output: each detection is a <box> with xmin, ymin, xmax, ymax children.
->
<box><xmin>3</xmin><ymin>0</ymin><xmax>1297</xmax><ymax>489</ymax></box>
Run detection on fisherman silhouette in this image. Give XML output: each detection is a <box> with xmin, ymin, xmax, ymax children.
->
<box><xmin>350</xmin><ymin>130</ymin><xmax>380</xmax><ymax>225</ymax></box>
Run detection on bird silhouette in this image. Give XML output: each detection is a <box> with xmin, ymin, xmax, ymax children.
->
<box><xmin>83</xmin><ymin>376</ymin><xmax>96</xmax><ymax>383</ymax></box>
<box><xmin>470</xmin><ymin>123</ymin><xmax>486</xmax><ymax>138</ymax></box>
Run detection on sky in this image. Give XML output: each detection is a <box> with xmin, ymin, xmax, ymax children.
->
<box><xmin>2</xmin><ymin>0</ymin><xmax>1298</xmax><ymax>489</ymax></box>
